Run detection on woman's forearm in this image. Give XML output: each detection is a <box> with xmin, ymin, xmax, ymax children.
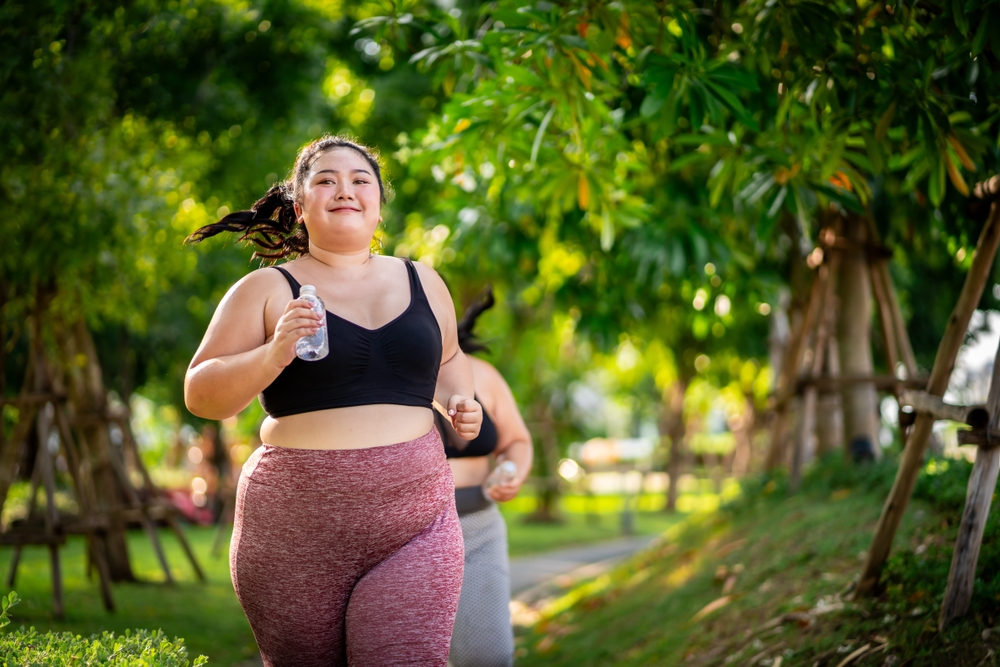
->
<box><xmin>185</xmin><ymin>344</ymin><xmax>284</xmax><ymax>419</ymax></box>
<box><xmin>498</xmin><ymin>438</ymin><xmax>533</xmax><ymax>483</ymax></box>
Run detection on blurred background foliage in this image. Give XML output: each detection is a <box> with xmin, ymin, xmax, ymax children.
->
<box><xmin>2</xmin><ymin>0</ymin><xmax>999</xmax><ymax>516</ymax></box>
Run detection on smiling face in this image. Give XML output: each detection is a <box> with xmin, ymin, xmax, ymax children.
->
<box><xmin>293</xmin><ymin>147</ymin><xmax>383</xmax><ymax>253</ymax></box>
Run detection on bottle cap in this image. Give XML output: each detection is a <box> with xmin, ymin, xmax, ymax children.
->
<box><xmin>300</xmin><ymin>285</ymin><xmax>317</xmax><ymax>296</ymax></box>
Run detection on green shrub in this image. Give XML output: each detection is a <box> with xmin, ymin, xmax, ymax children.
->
<box><xmin>0</xmin><ymin>626</ymin><xmax>208</xmax><ymax>666</ymax></box>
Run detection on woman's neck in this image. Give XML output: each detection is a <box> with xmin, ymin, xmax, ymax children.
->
<box><xmin>304</xmin><ymin>242</ymin><xmax>373</xmax><ymax>271</ymax></box>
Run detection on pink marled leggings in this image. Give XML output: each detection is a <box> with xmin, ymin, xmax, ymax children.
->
<box><xmin>230</xmin><ymin>429</ymin><xmax>464</xmax><ymax>667</ymax></box>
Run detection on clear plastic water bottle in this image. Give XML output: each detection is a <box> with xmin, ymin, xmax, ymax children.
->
<box><xmin>295</xmin><ymin>285</ymin><xmax>329</xmax><ymax>361</ymax></box>
<box><xmin>483</xmin><ymin>460</ymin><xmax>517</xmax><ymax>497</ymax></box>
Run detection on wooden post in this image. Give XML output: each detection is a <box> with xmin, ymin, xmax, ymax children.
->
<box><xmin>53</xmin><ymin>403</ymin><xmax>114</xmax><ymax>611</ymax></box>
<box><xmin>116</xmin><ymin>416</ymin><xmax>205</xmax><ymax>582</ymax></box>
<box><xmin>939</xmin><ymin>342</ymin><xmax>1000</xmax><ymax>629</ymax></box>
<box><xmin>817</xmin><ymin>306</ymin><xmax>845</xmax><ymax>456</ymax></box>
<box><xmin>6</xmin><ymin>454</ymin><xmax>42</xmax><ymax>588</ymax></box>
<box><xmin>37</xmin><ymin>403</ymin><xmax>64</xmax><ymax>619</ymax></box>
<box><xmin>877</xmin><ymin>262</ymin><xmax>918</xmax><ymax>378</ymax></box>
<box><xmin>855</xmin><ymin>198</ymin><xmax>1000</xmax><ymax>597</ymax></box>
<box><xmin>870</xmin><ymin>261</ymin><xmax>901</xmax><ymax>380</ymax></box>
<box><xmin>792</xmin><ymin>257</ymin><xmax>839</xmax><ymax>490</ymax></box>
<box><xmin>768</xmin><ymin>267</ymin><xmax>826</xmax><ymax>470</ymax></box>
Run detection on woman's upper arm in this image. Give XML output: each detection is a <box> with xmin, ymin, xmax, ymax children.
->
<box><xmin>412</xmin><ymin>261</ymin><xmax>460</xmax><ymax>363</ymax></box>
<box><xmin>477</xmin><ymin>361</ymin><xmax>531</xmax><ymax>452</ymax></box>
<box><xmin>188</xmin><ymin>269</ymin><xmax>282</xmax><ymax>369</ymax></box>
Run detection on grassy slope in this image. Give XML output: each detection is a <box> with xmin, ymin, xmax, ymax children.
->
<box><xmin>516</xmin><ymin>457</ymin><xmax>1000</xmax><ymax>666</ymax></box>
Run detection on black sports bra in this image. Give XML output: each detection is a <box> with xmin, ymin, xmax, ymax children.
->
<box><xmin>258</xmin><ymin>258</ymin><xmax>442</xmax><ymax>418</ymax></box>
<box><xmin>437</xmin><ymin>401</ymin><xmax>499</xmax><ymax>458</ymax></box>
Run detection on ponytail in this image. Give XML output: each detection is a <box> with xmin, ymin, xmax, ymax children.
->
<box><xmin>185</xmin><ymin>183</ymin><xmax>308</xmax><ymax>260</ymax></box>
<box><xmin>185</xmin><ymin>134</ymin><xmax>389</xmax><ymax>261</ymax></box>
<box><xmin>457</xmin><ymin>285</ymin><xmax>495</xmax><ymax>354</ymax></box>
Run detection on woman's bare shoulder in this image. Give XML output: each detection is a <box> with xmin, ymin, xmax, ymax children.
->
<box><xmin>218</xmin><ymin>265</ymin><xmax>295</xmax><ymax>311</ymax></box>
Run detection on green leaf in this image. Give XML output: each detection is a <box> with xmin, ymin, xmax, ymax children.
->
<box><xmin>688</xmin><ymin>86</ymin><xmax>705</xmax><ymax>131</ymax></box>
<box><xmin>953</xmin><ymin>0</ymin><xmax>969</xmax><ymax>35</ymax></box>
<box><xmin>928</xmin><ymin>152</ymin><xmax>946</xmax><ymax>206</ymax></box>
<box><xmin>559</xmin><ymin>35</ymin><xmax>589</xmax><ymax>49</ymax></box>
<box><xmin>888</xmin><ymin>146</ymin><xmax>924</xmax><ymax>172</ymax></box>
<box><xmin>705</xmin><ymin>63</ymin><xmax>760</xmax><ymax>92</ymax></box>
<box><xmin>874</xmin><ymin>100</ymin><xmax>897</xmax><ymax>142</ymax></box>
<box><xmin>709</xmin><ymin>160</ymin><xmax>733</xmax><ymax>208</ymax></box>
<box><xmin>766</xmin><ymin>185</ymin><xmax>788</xmax><ymax>219</ymax></box>
<box><xmin>971</xmin><ymin>10</ymin><xmax>990</xmax><ymax>56</ymax></box>
<box><xmin>499</xmin><ymin>65</ymin><xmax>546</xmax><ymax>89</ymax></box>
<box><xmin>862</xmin><ymin>131</ymin><xmax>885</xmax><ymax>173</ymax></box>
<box><xmin>844</xmin><ymin>151</ymin><xmax>872</xmax><ymax>173</ymax></box>
<box><xmin>703</xmin><ymin>80</ymin><xmax>760</xmax><ymax>131</ymax></box>
<box><xmin>667</xmin><ymin>150</ymin><xmax>712</xmax><ymax>173</ymax></box>
<box><xmin>640</xmin><ymin>87</ymin><xmax>670</xmax><ymax>118</ymax></box>
<box><xmin>812</xmin><ymin>182</ymin><xmax>864</xmax><ymax>213</ymax></box>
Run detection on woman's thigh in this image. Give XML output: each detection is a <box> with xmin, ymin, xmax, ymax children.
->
<box><xmin>345</xmin><ymin>504</ymin><xmax>465</xmax><ymax>666</ymax></box>
<box><xmin>231</xmin><ymin>478</ymin><xmax>366</xmax><ymax>667</ymax></box>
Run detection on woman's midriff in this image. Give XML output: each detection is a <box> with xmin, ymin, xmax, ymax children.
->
<box><xmin>260</xmin><ymin>404</ymin><xmax>435</xmax><ymax>450</ymax></box>
<box><xmin>448</xmin><ymin>456</ymin><xmax>491</xmax><ymax>487</ymax></box>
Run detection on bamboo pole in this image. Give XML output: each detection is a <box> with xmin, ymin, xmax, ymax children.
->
<box><xmin>855</xmin><ymin>199</ymin><xmax>1000</xmax><ymax>597</ymax></box>
<box><xmin>792</xmin><ymin>257</ymin><xmax>839</xmax><ymax>490</ymax></box>
<box><xmin>897</xmin><ymin>390</ymin><xmax>988</xmax><ymax>427</ymax></box>
<box><xmin>939</xmin><ymin>338</ymin><xmax>1000</xmax><ymax>629</ymax></box>
<box><xmin>767</xmin><ymin>269</ymin><xmax>826</xmax><ymax>470</ymax></box>
<box><xmin>877</xmin><ymin>262</ymin><xmax>918</xmax><ymax>378</ymax></box>
<box><xmin>870</xmin><ymin>261</ymin><xmax>901</xmax><ymax>380</ymax></box>
<box><xmin>115</xmin><ymin>413</ymin><xmax>205</xmax><ymax>582</ymax></box>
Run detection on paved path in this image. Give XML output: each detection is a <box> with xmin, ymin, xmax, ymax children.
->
<box><xmin>510</xmin><ymin>534</ymin><xmax>661</xmax><ymax>603</ymax></box>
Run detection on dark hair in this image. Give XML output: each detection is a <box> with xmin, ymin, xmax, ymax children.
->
<box><xmin>457</xmin><ymin>285</ymin><xmax>495</xmax><ymax>354</ymax></box>
<box><xmin>185</xmin><ymin>135</ymin><xmax>388</xmax><ymax>259</ymax></box>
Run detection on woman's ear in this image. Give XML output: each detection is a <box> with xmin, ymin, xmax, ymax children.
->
<box><xmin>293</xmin><ymin>201</ymin><xmax>303</xmax><ymax>223</ymax></box>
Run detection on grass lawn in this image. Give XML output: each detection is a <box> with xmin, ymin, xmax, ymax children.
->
<box><xmin>0</xmin><ymin>526</ymin><xmax>257</xmax><ymax>666</ymax></box>
<box><xmin>0</xmin><ymin>483</ymin><xmax>721</xmax><ymax>665</ymax></box>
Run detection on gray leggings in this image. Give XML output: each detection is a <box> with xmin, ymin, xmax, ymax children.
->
<box><xmin>449</xmin><ymin>499</ymin><xmax>514</xmax><ymax>667</ymax></box>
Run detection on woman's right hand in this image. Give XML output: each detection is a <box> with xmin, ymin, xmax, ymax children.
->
<box><xmin>265</xmin><ymin>298</ymin><xmax>324</xmax><ymax>368</ymax></box>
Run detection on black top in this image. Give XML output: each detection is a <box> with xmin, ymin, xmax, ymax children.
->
<box><xmin>437</xmin><ymin>400</ymin><xmax>499</xmax><ymax>458</ymax></box>
<box><xmin>258</xmin><ymin>258</ymin><xmax>442</xmax><ymax>418</ymax></box>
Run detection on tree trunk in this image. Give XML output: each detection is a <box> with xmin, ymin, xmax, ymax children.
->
<box><xmin>209</xmin><ymin>421</ymin><xmax>229</xmax><ymax>520</ymax></box>
<box><xmin>527</xmin><ymin>403</ymin><xmax>561</xmax><ymax>523</ymax></box>
<box><xmin>57</xmin><ymin>317</ymin><xmax>135</xmax><ymax>582</ymax></box>
<box><xmin>662</xmin><ymin>380</ymin><xmax>687</xmax><ymax>512</ymax></box>
<box><xmin>729</xmin><ymin>394</ymin><xmax>755</xmax><ymax>477</ymax></box>
<box><xmin>836</xmin><ymin>216</ymin><xmax>880</xmax><ymax>462</ymax></box>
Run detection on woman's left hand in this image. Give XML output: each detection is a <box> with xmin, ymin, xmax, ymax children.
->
<box><xmin>486</xmin><ymin>478</ymin><xmax>523</xmax><ymax>502</ymax></box>
<box><xmin>447</xmin><ymin>395</ymin><xmax>482</xmax><ymax>440</ymax></box>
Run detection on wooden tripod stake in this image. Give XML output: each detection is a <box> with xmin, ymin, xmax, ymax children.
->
<box><xmin>0</xmin><ymin>324</ymin><xmax>205</xmax><ymax>617</ymax></box>
<box><xmin>856</xmin><ymin>186</ymin><xmax>1000</xmax><ymax>597</ymax></box>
